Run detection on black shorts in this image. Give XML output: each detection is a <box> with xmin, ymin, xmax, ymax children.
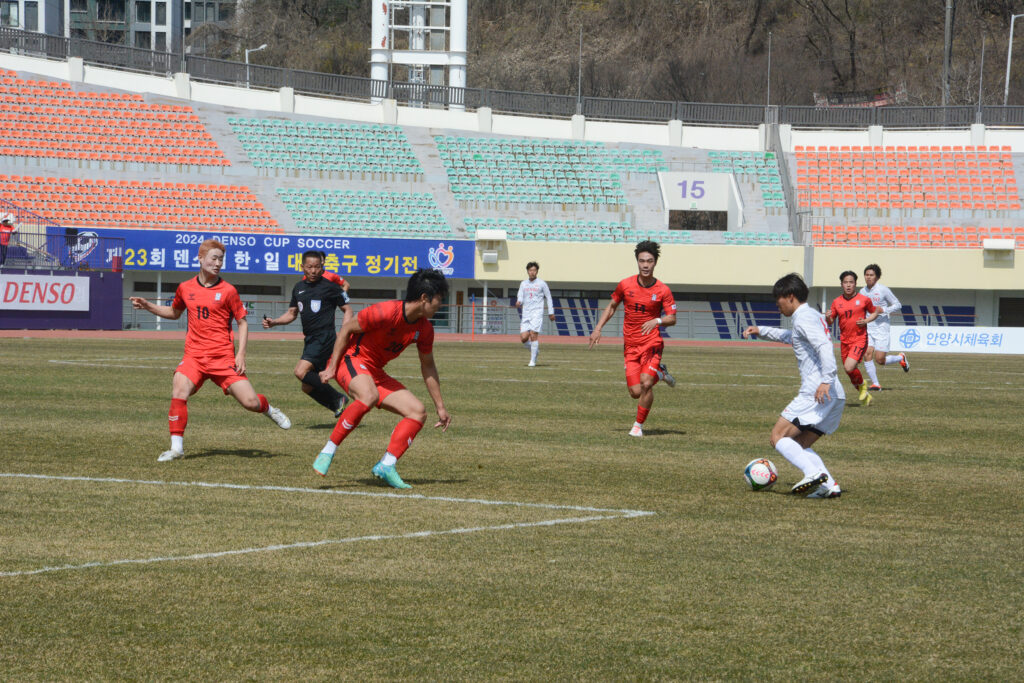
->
<box><xmin>301</xmin><ymin>333</ymin><xmax>336</xmax><ymax>371</ymax></box>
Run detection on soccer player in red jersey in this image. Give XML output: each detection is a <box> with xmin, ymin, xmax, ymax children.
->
<box><xmin>588</xmin><ymin>240</ymin><xmax>678</xmax><ymax>437</ymax></box>
<box><xmin>312</xmin><ymin>268</ymin><xmax>452</xmax><ymax>489</ymax></box>
<box><xmin>130</xmin><ymin>239</ymin><xmax>291</xmax><ymax>462</ymax></box>
<box><xmin>826</xmin><ymin>270</ymin><xmax>879</xmax><ymax>407</ymax></box>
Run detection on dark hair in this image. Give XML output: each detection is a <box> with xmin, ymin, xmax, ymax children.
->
<box><xmin>526</xmin><ymin>261</ymin><xmax>539</xmax><ymax>271</ymax></box>
<box><xmin>635</xmin><ymin>240</ymin><xmax>660</xmax><ymax>261</ymax></box>
<box><xmin>772</xmin><ymin>273</ymin><xmax>809</xmax><ymax>303</ymax></box>
<box><xmin>301</xmin><ymin>250</ymin><xmax>324</xmax><ymax>263</ymax></box>
<box><xmin>839</xmin><ymin>270</ymin><xmax>858</xmax><ymax>283</ymax></box>
<box><xmin>864</xmin><ymin>263</ymin><xmax>881</xmax><ymax>278</ymax></box>
<box><xmin>405</xmin><ymin>268</ymin><xmax>449</xmax><ymax>302</ymax></box>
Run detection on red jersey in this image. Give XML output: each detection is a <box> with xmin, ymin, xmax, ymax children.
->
<box><xmin>171</xmin><ymin>276</ymin><xmax>247</xmax><ymax>358</ymax></box>
<box><xmin>0</xmin><ymin>224</ymin><xmax>15</xmax><ymax>246</ymax></box>
<box><xmin>611</xmin><ymin>276</ymin><xmax>677</xmax><ymax>349</ymax></box>
<box><xmin>346</xmin><ymin>300</ymin><xmax>434</xmax><ymax>368</ymax></box>
<box><xmin>829</xmin><ymin>293</ymin><xmax>875</xmax><ymax>344</ymax></box>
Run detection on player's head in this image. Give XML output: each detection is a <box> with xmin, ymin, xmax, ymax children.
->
<box><xmin>864</xmin><ymin>263</ymin><xmax>881</xmax><ymax>288</ymax></box>
<box><xmin>772</xmin><ymin>273</ymin><xmax>808</xmax><ymax>316</ymax></box>
<box><xmin>405</xmin><ymin>269</ymin><xmax>449</xmax><ymax>315</ymax></box>
<box><xmin>526</xmin><ymin>261</ymin><xmax>539</xmax><ymax>280</ymax></box>
<box><xmin>635</xmin><ymin>240</ymin><xmax>660</xmax><ymax>278</ymax></box>
<box><xmin>840</xmin><ymin>270</ymin><xmax>858</xmax><ymax>296</ymax></box>
<box><xmin>197</xmin><ymin>239</ymin><xmax>226</xmax><ymax>275</ymax></box>
<box><xmin>301</xmin><ymin>250</ymin><xmax>325</xmax><ymax>283</ymax></box>
<box><xmin>1</xmin><ymin>214</ymin><xmax>12</xmax><ymax>225</ymax></box>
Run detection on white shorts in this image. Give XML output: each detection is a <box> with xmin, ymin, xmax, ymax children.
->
<box><xmin>781</xmin><ymin>392</ymin><xmax>845</xmax><ymax>435</ymax></box>
<box><xmin>867</xmin><ymin>324</ymin><xmax>891</xmax><ymax>352</ymax></box>
<box><xmin>520</xmin><ymin>313</ymin><xmax>543</xmax><ymax>334</ymax></box>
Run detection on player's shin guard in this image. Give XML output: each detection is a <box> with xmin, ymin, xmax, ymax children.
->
<box><xmin>169</xmin><ymin>398</ymin><xmax>187</xmax><ymax>435</ymax></box>
<box><xmin>255</xmin><ymin>393</ymin><xmax>270</xmax><ymax>413</ymax></box>
<box><xmin>386</xmin><ymin>417</ymin><xmax>424</xmax><ymax>459</ymax></box>
<box><xmin>635</xmin><ymin>405</ymin><xmax>650</xmax><ymax>425</ymax></box>
<box><xmin>846</xmin><ymin>368</ymin><xmax>864</xmax><ymax>388</ymax></box>
<box><xmin>329</xmin><ymin>399</ymin><xmax>372</xmax><ymax>445</ymax></box>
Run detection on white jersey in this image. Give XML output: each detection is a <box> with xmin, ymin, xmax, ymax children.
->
<box><xmin>758</xmin><ymin>303</ymin><xmax>844</xmax><ymax>400</ymax></box>
<box><xmin>860</xmin><ymin>282</ymin><xmax>901</xmax><ymax>329</ymax></box>
<box><xmin>516</xmin><ymin>277</ymin><xmax>554</xmax><ymax>317</ymax></box>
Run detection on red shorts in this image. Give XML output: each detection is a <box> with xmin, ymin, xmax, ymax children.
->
<box><xmin>623</xmin><ymin>344</ymin><xmax>663</xmax><ymax>387</ymax></box>
<box><xmin>175</xmin><ymin>355</ymin><xmax>247</xmax><ymax>394</ymax></box>
<box><xmin>335</xmin><ymin>354</ymin><xmax>406</xmax><ymax>407</ymax></box>
<box><xmin>841</xmin><ymin>341</ymin><xmax>866</xmax><ymax>363</ymax></box>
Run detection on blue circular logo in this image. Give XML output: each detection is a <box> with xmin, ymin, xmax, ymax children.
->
<box><xmin>899</xmin><ymin>328</ymin><xmax>921</xmax><ymax>349</ymax></box>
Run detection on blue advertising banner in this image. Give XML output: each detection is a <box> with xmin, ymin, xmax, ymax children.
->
<box><xmin>44</xmin><ymin>227</ymin><xmax>474</xmax><ymax>279</ymax></box>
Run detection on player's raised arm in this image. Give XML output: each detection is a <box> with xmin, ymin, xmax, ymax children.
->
<box><xmin>129</xmin><ymin>296</ymin><xmax>183</xmax><ymax>320</ymax></box>
<box><xmin>319</xmin><ymin>315</ymin><xmax>363</xmax><ymax>384</ymax></box>
<box><xmin>263</xmin><ymin>306</ymin><xmax>298</xmax><ymax>328</ymax></box>
<box><xmin>588</xmin><ymin>298</ymin><xmax>620</xmax><ymax>348</ymax></box>
<box><xmin>419</xmin><ymin>350</ymin><xmax>451</xmax><ymax>431</ymax></box>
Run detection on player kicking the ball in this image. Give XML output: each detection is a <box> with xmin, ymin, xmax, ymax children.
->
<box><xmin>588</xmin><ymin>240</ymin><xmax>677</xmax><ymax>437</ymax></box>
<box><xmin>130</xmin><ymin>239</ymin><xmax>291</xmax><ymax>462</ymax></box>
<box><xmin>312</xmin><ymin>268</ymin><xmax>452</xmax><ymax>489</ymax></box>
<box><xmin>827</xmin><ymin>270</ymin><xmax>879</xmax><ymax>407</ymax></box>
<box><xmin>743</xmin><ymin>273</ymin><xmax>842</xmax><ymax>498</ymax></box>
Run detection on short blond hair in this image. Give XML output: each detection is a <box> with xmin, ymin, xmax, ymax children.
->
<box><xmin>198</xmin><ymin>239</ymin><xmax>226</xmax><ymax>259</ymax></box>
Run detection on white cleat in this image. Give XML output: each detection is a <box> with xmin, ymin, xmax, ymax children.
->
<box><xmin>657</xmin><ymin>363</ymin><xmax>676</xmax><ymax>388</ymax></box>
<box><xmin>157</xmin><ymin>449</ymin><xmax>184</xmax><ymax>462</ymax></box>
<box><xmin>628</xmin><ymin>424</ymin><xmax>643</xmax><ymax>437</ymax></box>
<box><xmin>807</xmin><ymin>481</ymin><xmax>842</xmax><ymax>499</ymax></box>
<box><xmin>527</xmin><ymin>361</ymin><xmax>536</xmax><ymax>367</ymax></box>
<box><xmin>265</xmin><ymin>406</ymin><xmax>291</xmax><ymax>429</ymax></box>
<box><xmin>791</xmin><ymin>472</ymin><xmax>828</xmax><ymax>495</ymax></box>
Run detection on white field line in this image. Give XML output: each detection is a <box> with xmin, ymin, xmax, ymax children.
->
<box><xmin>0</xmin><ymin>473</ymin><xmax>654</xmax><ymax>577</ymax></box>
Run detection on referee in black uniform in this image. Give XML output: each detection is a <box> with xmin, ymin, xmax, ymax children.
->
<box><xmin>263</xmin><ymin>250</ymin><xmax>352</xmax><ymax>416</ymax></box>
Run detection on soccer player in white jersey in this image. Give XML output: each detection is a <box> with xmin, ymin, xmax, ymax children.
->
<box><xmin>742</xmin><ymin>273</ymin><xmax>842</xmax><ymax>498</ymax></box>
<box><xmin>861</xmin><ymin>263</ymin><xmax>910</xmax><ymax>390</ymax></box>
<box><xmin>516</xmin><ymin>261</ymin><xmax>556</xmax><ymax>367</ymax></box>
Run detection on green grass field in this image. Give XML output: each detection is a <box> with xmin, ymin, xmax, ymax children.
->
<box><xmin>1</xmin><ymin>337</ymin><xmax>1022</xmax><ymax>680</ymax></box>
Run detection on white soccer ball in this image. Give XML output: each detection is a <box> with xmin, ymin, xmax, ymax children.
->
<box><xmin>744</xmin><ymin>458</ymin><xmax>778</xmax><ymax>491</ymax></box>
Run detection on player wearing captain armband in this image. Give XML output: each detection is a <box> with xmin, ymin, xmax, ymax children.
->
<box><xmin>860</xmin><ymin>263</ymin><xmax>910</xmax><ymax>390</ymax></box>
<box><xmin>516</xmin><ymin>261</ymin><xmax>556</xmax><ymax>367</ymax></box>
<box><xmin>743</xmin><ymin>273</ymin><xmax>842</xmax><ymax>499</ymax></box>
<box><xmin>130</xmin><ymin>239</ymin><xmax>291</xmax><ymax>463</ymax></box>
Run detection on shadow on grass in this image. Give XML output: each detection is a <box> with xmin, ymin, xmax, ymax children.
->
<box><xmin>185</xmin><ymin>448</ymin><xmax>282</xmax><ymax>460</ymax></box>
<box><xmin>317</xmin><ymin>477</ymin><xmax>470</xmax><ymax>490</ymax></box>
<box><xmin>613</xmin><ymin>428</ymin><xmax>688</xmax><ymax>436</ymax></box>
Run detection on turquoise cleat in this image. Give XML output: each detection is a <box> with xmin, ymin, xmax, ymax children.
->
<box><xmin>372</xmin><ymin>462</ymin><xmax>411</xmax><ymax>489</ymax></box>
<box><xmin>313</xmin><ymin>451</ymin><xmax>334</xmax><ymax>477</ymax></box>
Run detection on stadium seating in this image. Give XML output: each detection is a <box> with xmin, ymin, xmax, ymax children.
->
<box><xmin>811</xmin><ymin>224</ymin><xmax>1024</xmax><ymax>248</ymax></box>
<box><xmin>278</xmin><ymin>188</ymin><xmax>449</xmax><ymax>238</ymax></box>
<box><xmin>465</xmin><ymin>217</ymin><xmax>644</xmax><ymax>242</ymax></box>
<box><xmin>0</xmin><ymin>174</ymin><xmax>279</xmax><ymax>231</ymax></box>
<box><xmin>231</xmin><ymin>118</ymin><xmax>422</xmax><ymax>174</ymax></box>
<box><xmin>437</xmin><ymin>135</ymin><xmax>667</xmax><ymax>204</ymax></box>
<box><xmin>723</xmin><ymin>231</ymin><xmax>794</xmax><ymax>245</ymax></box>
<box><xmin>708</xmin><ymin>150</ymin><xmax>787</xmax><ymax>208</ymax></box>
<box><xmin>795</xmin><ymin>145</ymin><xmax>1021</xmax><ymax>211</ymax></box>
<box><xmin>0</xmin><ymin>68</ymin><xmax>229</xmax><ymax>167</ymax></box>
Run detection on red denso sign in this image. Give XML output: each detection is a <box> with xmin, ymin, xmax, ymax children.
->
<box><xmin>1</xmin><ymin>274</ymin><xmax>91</xmax><ymax>311</ymax></box>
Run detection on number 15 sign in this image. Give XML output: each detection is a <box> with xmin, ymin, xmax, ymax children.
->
<box><xmin>658</xmin><ymin>172</ymin><xmax>731</xmax><ymax>211</ymax></box>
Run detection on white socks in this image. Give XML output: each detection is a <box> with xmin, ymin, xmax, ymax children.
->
<box><xmin>863</xmin><ymin>360</ymin><xmax>880</xmax><ymax>385</ymax></box>
<box><xmin>530</xmin><ymin>340</ymin><xmax>539</xmax><ymax>363</ymax></box>
<box><xmin>775</xmin><ymin>437</ymin><xmax>819</xmax><ymax>477</ymax></box>
<box><xmin>803</xmin><ymin>448</ymin><xmax>831</xmax><ymax>481</ymax></box>
<box><xmin>380</xmin><ymin>452</ymin><xmax>397</xmax><ymax>466</ymax></box>
<box><xmin>171</xmin><ymin>435</ymin><xmax>184</xmax><ymax>453</ymax></box>
<box><xmin>884</xmin><ymin>354</ymin><xmax>902</xmax><ymax>365</ymax></box>
<box><xmin>321</xmin><ymin>441</ymin><xmax>338</xmax><ymax>455</ymax></box>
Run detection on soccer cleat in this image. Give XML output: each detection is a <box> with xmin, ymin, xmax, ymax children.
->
<box><xmin>807</xmin><ymin>481</ymin><xmax>842</xmax><ymax>499</ymax></box>
<box><xmin>527</xmin><ymin>361</ymin><xmax>536</xmax><ymax>367</ymax></box>
<box><xmin>899</xmin><ymin>353</ymin><xmax>910</xmax><ymax>372</ymax></box>
<box><xmin>791</xmin><ymin>472</ymin><xmax>828</xmax><ymax>495</ymax></box>
<box><xmin>857</xmin><ymin>384</ymin><xmax>872</xmax><ymax>407</ymax></box>
<box><xmin>628</xmin><ymin>424</ymin><xmax>643</xmax><ymax>437</ymax></box>
<box><xmin>312</xmin><ymin>451</ymin><xmax>334</xmax><ymax>477</ymax></box>
<box><xmin>333</xmin><ymin>395</ymin><xmax>349</xmax><ymax>419</ymax></box>
<box><xmin>265</xmin><ymin>406</ymin><xmax>291</xmax><ymax>429</ymax></box>
<box><xmin>868</xmin><ymin>383</ymin><xmax>882</xmax><ymax>391</ymax></box>
<box><xmin>157</xmin><ymin>449</ymin><xmax>184</xmax><ymax>462</ymax></box>
<box><xmin>657</xmin><ymin>363</ymin><xmax>676</xmax><ymax>388</ymax></box>
<box><xmin>372</xmin><ymin>461</ymin><xmax>412</xmax><ymax>489</ymax></box>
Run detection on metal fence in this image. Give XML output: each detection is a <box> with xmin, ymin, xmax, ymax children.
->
<box><xmin>4</xmin><ymin>26</ymin><xmax>1024</xmax><ymax>128</ymax></box>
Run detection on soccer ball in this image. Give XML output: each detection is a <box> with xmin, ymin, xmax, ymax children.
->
<box><xmin>744</xmin><ymin>458</ymin><xmax>778</xmax><ymax>491</ymax></box>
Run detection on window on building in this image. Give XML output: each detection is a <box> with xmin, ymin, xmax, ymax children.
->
<box><xmin>97</xmin><ymin>0</ymin><xmax>126</xmax><ymax>22</ymax></box>
<box><xmin>70</xmin><ymin>0</ymin><xmax>88</xmax><ymax>11</ymax></box>
<box><xmin>192</xmin><ymin>2</ymin><xmax>203</xmax><ymax>21</ymax></box>
<box><xmin>206</xmin><ymin>3</ymin><xmax>215</xmax><ymax>21</ymax></box>
<box><xmin>134</xmin><ymin>30</ymin><xmax>151</xmax><ymax>49</ymax></box>
<box><xmin>184</xmin><ymin>1</ymin><xmax>190</xmax><ymax>20</ymax></box>
<box><xmin>155</xmin><ymin>2</ymin><xmax>166</xmax><ymax>24</ymax></box>
<box><xmin>219</xmin><ymin>2</ymin><xmax>234</xmax><ymax>21</ymax></box>
<box><xmin>155</xmin><ymin>31</ymin><xmax>165</xmax><ymax>51</ymax></box>
<box><xmin>135</xmin><ymin>1</ymin><xmax>150</xmax><ymax>23</ymax></box>
<box><xmin>70</xmin><ymin>28</ymin><xmax>88</xmax><ymax>38</ymax></box>
<box><xmin>0</xmin><ymin>1</ymin><xmax>19</xmax><ymax>28</ymax></box>
<box><xmin>24</xmin><ymin>2</ymin><xmax>38</xmax><ymax>31</ymax></box>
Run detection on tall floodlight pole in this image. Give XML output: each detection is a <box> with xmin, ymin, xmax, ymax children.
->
<box><xmin>766</xmin><ymin>31</ymin><xmax>772</xmax><ymax>106</ymax></box>
<box><xmin>942</xmin><ymin>0</ymin><xmax>953</xmax><ymax>107</ymax></box>
<box><xmin>1004</xmin><ymin>14</ymin><xmax>1024</xmax><ymax>105</ymax></box>
<box><xmin>577</xmin><ymin>25</ymin><xmax>583</xmax><ymax>114</ymax></box>
<box><xmin>978</xmin><ymin>35</ymin><xmax>986</xmax><ymax>118</ymax></box>
<box><xmin>245</xmin><ymin>43</ymin><xmax>268</xmax><ymax>89</ymax></box>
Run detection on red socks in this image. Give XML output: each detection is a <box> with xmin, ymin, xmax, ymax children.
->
<box><xmin>256</xmin><ymin>393</ymin><xmax>269</xmax><ymax>413</ymax></box>
<box><xmin>636</xmin><ymin>405</ymin><xmax>650</xmax><ymax>425</ymax></box>
<box><xmin>169</xmin><ymin>398</ymin><xmax>187</xmax><ymax>436</ymax></box>
<box><xmin>330</xmin><ymin>400</ymin><xmax>373</xmax><ymax>445</ymax></box>
<box><xmin>386</xmin><ymin>418</ymin><xmax>424</xmax><ymax>459</ymax></box>
<box><xmin>847</xmin><ymin>368</ymin><xmax>864</xmax><ymax>388</ymax></box>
